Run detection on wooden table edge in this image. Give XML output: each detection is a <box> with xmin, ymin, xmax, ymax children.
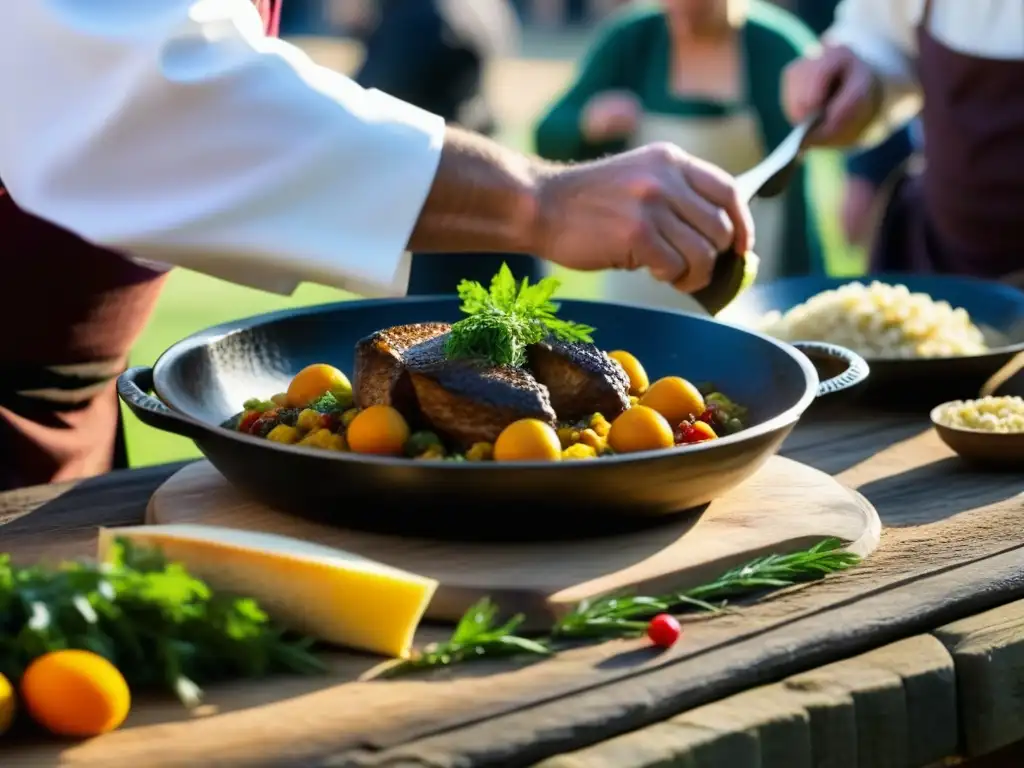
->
<box><xmin>4</xmin><ymin>457</ymin><xmax>1024</xmax><ymax>768</ymax></box>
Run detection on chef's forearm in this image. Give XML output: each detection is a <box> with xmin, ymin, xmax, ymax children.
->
<box><xmin>408</xmin><ymin>127</ymin><xmax>551</xmax><ymax>255</ymax></box>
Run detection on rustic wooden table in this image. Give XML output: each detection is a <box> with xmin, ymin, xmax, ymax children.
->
<box><xmin>3</xmin><ymin>409</ymin><xmax>1024</xmax><ymax>768</ymax></box>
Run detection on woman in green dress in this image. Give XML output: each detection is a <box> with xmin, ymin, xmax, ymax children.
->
<box><xmin>534</xmin><ymin>0</ymin><xmax>824</xmax><ymax>309</ymax></box>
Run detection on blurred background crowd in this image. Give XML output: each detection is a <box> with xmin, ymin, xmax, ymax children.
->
<box><xmin>125</xmin><ymin>0</ymin><xmax>921</xmax><ymax>466</ymax></box>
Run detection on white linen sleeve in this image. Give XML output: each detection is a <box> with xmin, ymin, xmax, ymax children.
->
<box><xmin>824</xmin><ymin>0</ymin><xmax>924</xmax><ymax>145</ymax></box>
<box><xmin>0</xmin><ymin>0</ymin><xmax>447</xmax><ymax>297</ymax></box>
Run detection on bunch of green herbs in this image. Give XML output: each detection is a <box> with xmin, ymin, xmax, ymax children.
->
<box><xmin>0</xmin><ymin>539</ymin><xmax>325</xmax><ymax>706</ymax></box>
<box><xmin>444</xmin><ymin>263</ymin><xmax>595</xmax><ymax>367</ymax></box>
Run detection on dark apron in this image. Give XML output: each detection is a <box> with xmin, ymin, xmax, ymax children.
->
<box><xmin>869</xmin><ymin>0</ymin><xmax>1024</xmax><ymax>279</ymax></box>
<box><xmin>0</xmin><ymin>0</ymin><xmax>281</xmax><ymax>491</ymax></box>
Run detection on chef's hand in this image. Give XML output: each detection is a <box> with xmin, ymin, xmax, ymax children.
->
<box><xmin>580</xmin><ymin>91</ymin><xmax>641</xmax><ymax>143</ymax></box>
<box><xmin>535</xmin><ymin>142</ymin><xmax>754</xmax><ymax>293</ymax></box>
<box><xmin>782</xmin><ymin>45</ymin><xmax>882</xmax><ymax>147</ymax></box>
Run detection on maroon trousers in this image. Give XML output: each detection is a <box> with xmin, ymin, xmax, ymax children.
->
<box><xmin>0</xmin><ymin>0</ymin><xmax>281</xmax><ymax>491</ymax></box>
<box><xmin>870</xmin><ymin>0</ymin><xmax>1024</xmax><ymax>279</ymax></box>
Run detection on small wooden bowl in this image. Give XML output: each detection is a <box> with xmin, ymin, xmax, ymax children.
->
<box><xmin>930</xmin><ymin>402</ymin><xmax>1024</xmax><ymax>469</ymax></box>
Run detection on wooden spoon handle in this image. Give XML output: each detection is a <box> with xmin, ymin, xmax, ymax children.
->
<box><xmin>981</xmin><ymin>352</ymin><xmax>1024</xmax><ymax>397</ymax></box>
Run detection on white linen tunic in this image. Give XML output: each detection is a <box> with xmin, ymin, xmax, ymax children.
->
<box><xmin>0</xmin><ymin>0</ymin><xmax>446</xmax><ymax>298</ymax></box>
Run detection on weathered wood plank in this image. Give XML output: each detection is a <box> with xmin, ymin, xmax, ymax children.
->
<box><xmin>786</xmin><ymin>659</ymin><xmax>908</xmax><ymax>768</ymax></box>
<box><xmin>674</xmin><ymin>686</ymin><xmax>813</xmax><ymax>768</ymax></box>
<box><xmin>933</xmin><ymin>600</ymin><xmax>1024</xmax><ymax>758</ymax></box>
<box><xmin>529</xmin><ymin>636</ymin><xmax>956</xmax><ymax>768</ymax></box>
<box><xmin>2</xmin><ymin>415</ymin><xmax>1022</xmax><ymax>768</ymax></box>
<box><xmin>352</xmin><ymin>542</ymin><xmax>1024</xmax><ymax>767</ymax></box>
<box><xmin>858</xmin><ymin>636</ymin><xmax>958</xmax><ymax>767</ymax></box>
<box><xmin>533</xmin><ymin>722</ymin><xmax>759</xmax><ymax>768</ymax></box>
<box><xmin>768</xmin><ymin>680</ymin><xmax>858</xmax><ymax>768</ymax></box>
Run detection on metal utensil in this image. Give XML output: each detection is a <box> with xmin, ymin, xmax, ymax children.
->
<box><xmin>736</xmin><ymin>112</ymin><xmax>823</xmax><ymax>201</ymax></box>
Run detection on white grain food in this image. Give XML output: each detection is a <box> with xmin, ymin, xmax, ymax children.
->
<box><xmin>755</xmin><ymin>281</ymin><xmax>988</xmax><ymax>358</ymax></box>
<box><xmin>935</xmin><ymin>396</ymin><xmax>1024</xmax><ymax>433</ymax></box>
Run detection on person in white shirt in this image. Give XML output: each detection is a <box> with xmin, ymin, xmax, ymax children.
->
<box><xmin>0</xmin><ymin>0</ymin><xmax>753</xmax><ymax>491</ymax></box>
<box><xmin>782</xmin><ymin>0</ymin><xmax>1024</xmax><ymax>278</ymax></box>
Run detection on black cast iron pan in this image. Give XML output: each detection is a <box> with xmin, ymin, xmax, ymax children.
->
<box><xmin>118</xmin><ymin>298</ymin><xmax>868</xmax><ymax>541</ymax></box>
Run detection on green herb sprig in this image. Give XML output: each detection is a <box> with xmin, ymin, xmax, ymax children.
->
<box><xmin>552</xmin><ymin>538</ymin><xmax>861</xmax><ymax>641</ymax></box>
<box><xmin>444</xmin><ymin>263</ymin><xmax>595</xmax><ymax>367</ymax></box>
<box><xmin>383</xmin><ymin>538</ymin><xmax>859</xmax><ymax>677</ymax></box>
<box><xmin>377</xmin><ymin>599</ymin><xmax>550</xmax><ymax>677</ymax></box>
<box><xmin>0</xmin><ymin>539</ymin><xmax>325</xmax><ymax>706</ymax></box>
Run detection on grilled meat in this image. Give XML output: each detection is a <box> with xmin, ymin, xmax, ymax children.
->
<box><xmin>405</xmin><ymin>335</ymin><xmax>557</xmax><ymax>446</ymax></box>
<box><xmin>353</xmin><ymin>322</ymin><xmax>450</xmax><ymax>412</ymax></box>
<box><xmin>527</xmin><ymin>339</ymin><xmax>630</xmax><ymax>421</ymax></box>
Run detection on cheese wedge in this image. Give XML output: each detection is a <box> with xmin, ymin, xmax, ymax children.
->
<box><xmin>97</xmin><ymin>524</ymin><xmax>438</xmax><ymax>659</ymax></box>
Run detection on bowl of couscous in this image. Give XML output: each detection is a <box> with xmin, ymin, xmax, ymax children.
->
<box><xmin>721</xmin><ymin>275</ymin><xmax>1024</xmax><ymax>407</ymax></box>
<box><xmin>930</xmin><ymin>396</ymin><xmax>1024</xmax><ymax>468</ymax></box>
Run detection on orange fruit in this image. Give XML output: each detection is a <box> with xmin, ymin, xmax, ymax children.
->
<box><xmin>0</xmin><ymin>672</ymin><xmax>14</xmax><ymax>736</ymax></box>
<box><xmin>346</xmin><ymin>405</ymin><xmax>411</xmax><ymax>456</ymax></box>
<box><xmin>493</xmin><ymin>419</ymin><xmax>562</xmax><ymax>462</ymax></box>
<box><xmin>607</xmin><ymin>350</ymin><xmax>649</xmax><ymax>396</ymax></box>
<box><xmin>639</xmin><ymin>376</ymin><xmax>705</xmax><ymax>425</ymax></box>
<box><xmin>608</xmin><ymin>405</ymin><xmax>675</xmax><ymax>454</ymax></box>
<box><xmin>20</xmin><ymin>650</ymin><xmax>131</xmax><ymax>737</ymax></box>
<box><xmin>286</xmin><ymin>364</ymin><xmax>352</xmax><ymax>408</ymax></box>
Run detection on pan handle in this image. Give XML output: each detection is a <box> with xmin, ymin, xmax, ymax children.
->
<box><xmin>789</xmin><ymin>342</ymin><xmax>870</xmax><ymax>399</ymax></box>
<box><xmin>117</xmin><ymin>366</ymin><xmax>210</xmax><ymax>440</ymax></box>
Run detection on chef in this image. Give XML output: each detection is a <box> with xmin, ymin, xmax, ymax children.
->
<box><xmin>782</xmin><ymin>0</ymin><xmax>1024</xmax><ymax>277</ymax></box>
<box><xmin>0</xmin><ymin>0</ymin><xmax>752</xmax><ymax>491</ymax></box>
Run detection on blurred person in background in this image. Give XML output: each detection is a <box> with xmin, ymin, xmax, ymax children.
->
<box><xmin>789</xmin><ymin>0</ymin><xmax>922</xmax><ymax>250</ymax></box>
<box><xmin>784</xmin><ymin>0</ymin><xmax>1024</xmax><ymax>279</ymax></box>
<box><xmin>534</xmin><ymin>0</ymin><xmax>825</xmax><ymax>310</ymax></box>
<box><xmin>355</xmin><ymin>0</ymin><xmax>543</xmax><ymax>295</ymax></box>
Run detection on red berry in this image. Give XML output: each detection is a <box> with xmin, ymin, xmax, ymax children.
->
<box><xmin>647</xmin><ymin>613</ymin><xmax>681</xmax><ymax>648</ymax></box>
<box><xmin>238</xmin><ymin>411</ymin><xmax>261</xmax><ymax>434</ymax></box>
<box><xmin>698</xmin><ymin>408</ymin><xmax>716</xmax><ymax>424</ymax></box>
<box><xmin>677</xmin><ymin>421</ymin><xmax>717</xmax><ymax>444</ymax></box>
<box><xmin>677</xmin><ymin>423</ymin><xmax>699</xmax><ymax>443</ymax></box>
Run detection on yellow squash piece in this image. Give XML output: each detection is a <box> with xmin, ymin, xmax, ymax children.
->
<box><xmin>97</xmin><ymin>525</ymin><xmax>438</xmax><ymax>659</ymax></box>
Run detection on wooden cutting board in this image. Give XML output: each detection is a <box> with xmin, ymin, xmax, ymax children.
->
<box><xmin>146</xmin><ymin>457</ymin><xmax>880</xmax><ymax>624</ymax></box>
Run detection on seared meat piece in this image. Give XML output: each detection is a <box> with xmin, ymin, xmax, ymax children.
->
<box><xmin>527</xmin><ymin>339</ymin><xmax>630</xmax><ymax>421</ymax></box>
<box><xmin>405</xmin><ymin>335</ymin><xmax>557</xmax><ymax>446</ymax></box>
<box><xmin>353</xmin><ymin>323</ymin><xmax>451</xmax><ymax>412</ymax></box>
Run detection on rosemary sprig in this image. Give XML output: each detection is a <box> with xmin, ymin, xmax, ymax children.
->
<box><xmin>379</xmin><ymin>598</ymin><xmax>549</xmax><ymax>677</ymax></box>
<box><xmin>444</xmin><ymin>263</ymin><xmax>595</xmax><ymax>367</ymax></box>
<box><xmin>383</xmin><ymin>538</ymin><xmax>860</xmax><ymax>676</ymax></box>
<box><xmin>553</xmin><ymin>537</ymin><xmax>861</xmax><ymax>641</ymax></box>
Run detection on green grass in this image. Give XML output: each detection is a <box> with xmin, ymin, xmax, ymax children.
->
<box><xmin>123</xmin><ymin>68</ymin><xmax>863</xmax><ymax>467</ymax></box>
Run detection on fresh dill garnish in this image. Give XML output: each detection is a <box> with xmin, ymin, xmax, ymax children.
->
<box><xmin>444</xmin><ymin>263</ymin><xmax>595</xmax><ymax>367</ymax></box>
